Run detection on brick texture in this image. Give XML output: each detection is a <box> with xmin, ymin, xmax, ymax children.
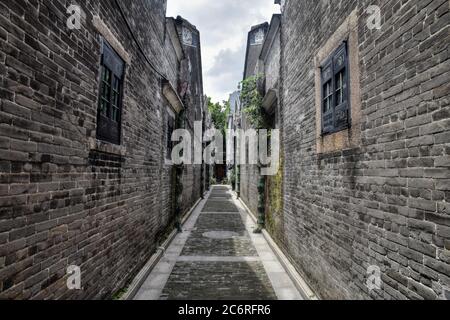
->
<box><xmin>0</xmin><ymin>0</ymin><xmax>205</xmax><ymax>299</ymax></box>
<box><xmin>278</xmin><ymin>0</ymin><xmax>450</xmax><ymax>299</ymax></box>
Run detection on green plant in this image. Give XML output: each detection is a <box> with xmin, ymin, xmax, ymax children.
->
<box><xmin>112</xmin><ymin>288</ymin><xmax>128</xmax><ymax>300</ymax></box>
<box><xmin>240</xmin><ymin>74</ymin><xmax>267</xmax><ymax>129</ymax></box>
<box><xmin>207</xmin><ymin>97</ymin><xmax>230</xmax><ymax>135</ymax></box>
<box><xmin>240</xmin><ymin>75</ymin><xmax>271</xmax><ymax>233</ymax></box>
<box><xmin>230</xmin><ymin>169</ymin><xmax>236</xmax><ymax>190</ymax></box>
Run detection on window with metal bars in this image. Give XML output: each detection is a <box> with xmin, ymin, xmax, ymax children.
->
<box><xmin>320</xmin><ymin>42</ymin><xmax>350</xmax><ymax>135</ymax></box>
<box><xmin>97</xmin><ymin>38</ymin><xmax>125</xmax><ymax>145</ymax></box>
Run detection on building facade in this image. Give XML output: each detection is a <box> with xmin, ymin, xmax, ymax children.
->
<box><xmin>0</xmin><ymin>0</ymin><xmax>207</xmax><ymax>299</ymax></box>
<box><xmin>238</xmin><ymin>0</ymin><xmax>450</xmax><ymax>299</ymax></box>
<box><xmin>227</xmin><ymin>90</ymin><xmax>240</xmax><ymax>185</ymax></box>
<box><xmin>239</xmin><ymin>22</ymin><xmax>270</xmax><ymax>218</ymax></box>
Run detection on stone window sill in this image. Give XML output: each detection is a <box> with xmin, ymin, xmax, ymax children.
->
<box><xmin>88</xmin><ymin>137</ymin><xmax>126</xmax><ymax>156</ymax></box>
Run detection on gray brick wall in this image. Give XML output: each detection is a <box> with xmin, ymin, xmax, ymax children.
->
<box><xmin>174</xmin><ymin>17</ymin><xmax>204</xmax><ymax>214</ymax></box>
<box><xmin>279</xmin><ymin>0</ymin><xmax>449</xmax><ymax>299</ymax></box>
<box><xmin>240</xmin><ymin>164</ymin><xmax>259</xmax><ymax>215</ymax></box>
<box><xmin>0</xmin><ymin>0</ymin><xmax>205</xmax><ymax>299</ymax></box>
<box><xmin>240</xmin><ymin>23</ymin><xmax>269</xmax><ymax>218</ymax></box>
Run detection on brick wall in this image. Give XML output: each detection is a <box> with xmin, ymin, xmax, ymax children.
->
<box><xmin>0</xmin><ymin>0</ymin><xmax>205</xmax><ymax>299</ymax></box>
<box><xmin>240</xmin><ymin>23</ymin><xmax>269</xmax><ymax>217</ymax></box>
<box><xmin>174</xmin><ymin>17</ymin><xmax>204</xmax><ymax>213</ymax></box>
<box><xmin>260</xmin><ymin>15</ymin><xmax>284</xmax><ymax>244</ymax></box>
<box><xmin>279</xmin><ymin>0</ymin><xmax>449</xmax><ymax>299</ymax></box>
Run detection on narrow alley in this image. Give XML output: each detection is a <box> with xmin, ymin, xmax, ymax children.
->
<box><xmin>134</xmin><ymin>186</ymin><xmax>303</xmax><ymax>300</ymax></box>
<box><xmin>0</xmin><ymin>0</ymin><xmax>449</xmax><ymax>304</ymax></box>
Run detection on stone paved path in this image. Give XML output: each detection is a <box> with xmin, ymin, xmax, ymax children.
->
<box><xmin>134</xmin><ymin>186</ymin><xmax>302</xmax><ymax>300</ymax></box>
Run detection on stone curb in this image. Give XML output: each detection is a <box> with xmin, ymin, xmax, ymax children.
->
<box><xmin>235</xmin><ymin>193</ymin><xmax>319</xmax><ymax>300</ymax></box>
<box><xmin>121</xmin><ymin>194</ymin><xmax>206</xmax><ymax>300</ymax></box>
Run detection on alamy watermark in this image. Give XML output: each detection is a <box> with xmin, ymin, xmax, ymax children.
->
<box><xmin>366</xmin><ymin>265</ymin><xmax>382</xmax><ymax>291</ymax></box>
<box><xmin>168</xmin><ymin>122</ymin><xmax>280</xmax><ymax>176</ymax></box>
<box><xmin>366</xmin><ymin>5</ymin><xmax>382</xmax><ymax>30</ymax></box>
<box><xmin>67</xmin><ymin>5</ymin><xmax>83</xmax><ymax>30</ymax></box>
<box><xmin>67</xmin><ymin>265</ymin><xmax>82</xmax><ymax>290</ymax></box>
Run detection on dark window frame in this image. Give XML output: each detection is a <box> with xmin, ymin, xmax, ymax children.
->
<box><xmin>96</xmin><ymin>38</ymin><xmax>125</xmax><ymax>145</ymax></box>
<box><xmin>320</xmin><ymin>41</ymin><xmax>350</xmax><ymax>136</ymax></box>
<box><xmin>166</xmin><ymin>111</ymin><xmax>175</xmax><ymax>160</ymax></box>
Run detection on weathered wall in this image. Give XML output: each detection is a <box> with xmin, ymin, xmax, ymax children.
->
<box><xmin>280</xmin><ymin>0</ymin><xmax>449</xmax><ymax>299</ymax></box>
<box><xmin>240</xmin><ymin>23</ymin><xmax>269</xmax><ymax>216</ymax></box>
<box><xmin>174</xmin><ymin>17</ymin><xmax>204</xmax><ymax>213</ymax></box>
<box><xmin>261</xmin><ymin>17</ymin><xmax>284</xmax><ymax>244</ymax></box>
<box><xmin>0</xmin><ymin>0</ymin><xmax>205</xmax><ymax>299</ymax></box>
<box><xmin>263</xmin><ymin>28</ymin><xmax>280</xmax><ymax>97</ymax></box>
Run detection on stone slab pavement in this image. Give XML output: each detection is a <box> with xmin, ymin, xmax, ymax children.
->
<box><xmin>134</xmin><ymin>185</ymin><xmax>303</xmax><ymax>300</ymax></box>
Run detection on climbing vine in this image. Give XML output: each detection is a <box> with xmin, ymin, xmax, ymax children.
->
<box><xmin>240</xmin><ymin>74</ymin><xmax>270</xmax><ymax>233</ymax></box>
<box><xmin>240</xmin><ymin>74</ymin><xmax>267</xmax><ymax>129</ymax></box>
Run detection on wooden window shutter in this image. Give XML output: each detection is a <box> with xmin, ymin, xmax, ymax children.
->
<box><xmin>332</xmin><ymin>42</ymin><xmax>349</xmax><ymax>131</ymax></box>
<box><xmin>321</xmin><ymin>59</ymin><xmax>334</xmax><ymax>135</ymax></box>
<box><xmin>97</xmin><ymin>38</ymin><xmax>125</xmax><ymax>145</ymax></box>
<box><xmin>103</xmin><ymin>42</ymin><xmax>124</xmax><ymax>80</ymax></box>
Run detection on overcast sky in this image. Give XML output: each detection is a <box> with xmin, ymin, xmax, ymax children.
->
<box><xmin>167</xmin><ymin>0</ymin><xmax>280</xmax><ymax>103</ymax></box>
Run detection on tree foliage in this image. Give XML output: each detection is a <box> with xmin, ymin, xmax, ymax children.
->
<box><xmin>207</xmin><ymin>97</ymin><xmax>230</xmax><ymax>134</ymax></box>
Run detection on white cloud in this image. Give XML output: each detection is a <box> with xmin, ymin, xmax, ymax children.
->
<box><xmin>167</xmin><ymin>0</ymin><xmax>280</xmax><ymax>103</ymax></box>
